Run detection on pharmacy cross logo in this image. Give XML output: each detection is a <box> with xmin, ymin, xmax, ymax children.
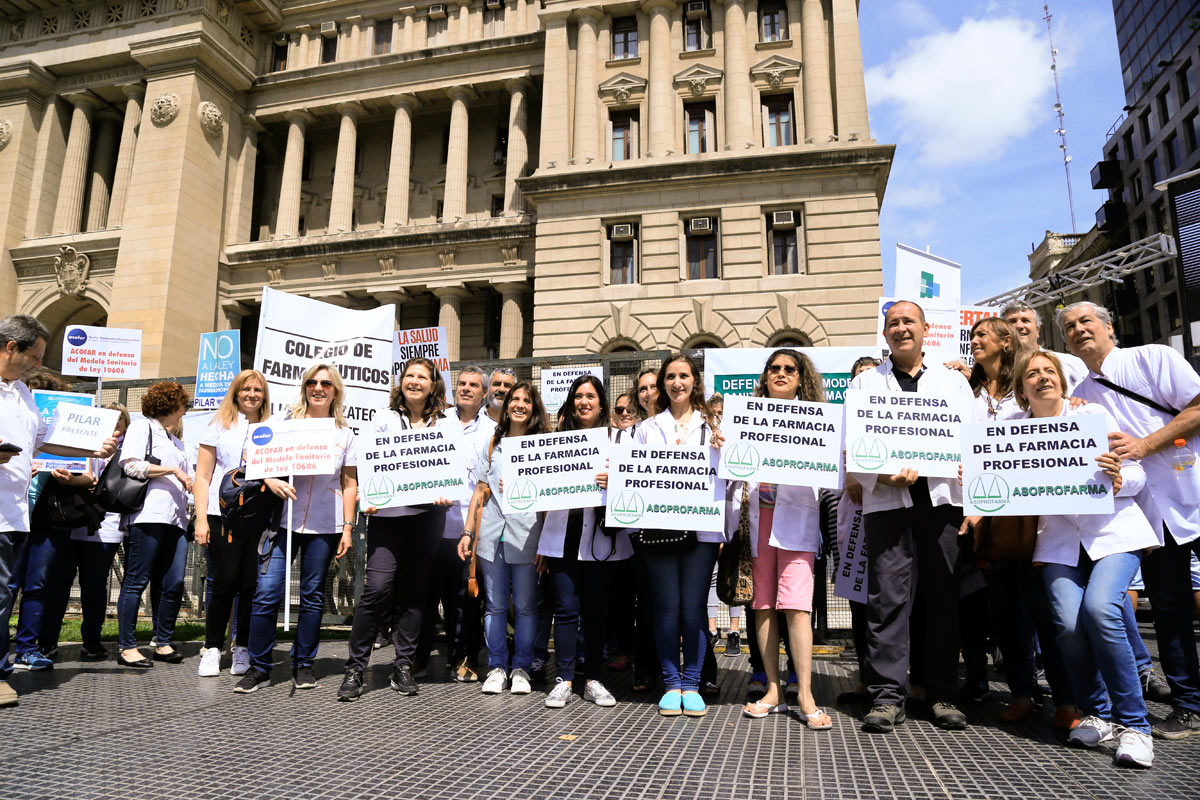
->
<box><xmin>364</xmin><ymin>477</ymin><xmax>395</xmax><ymax>506</ymax></box>
<box><xmin>610</xmin><ymin>490</ymin><xmax>646</xmax><ymax>525</ymax></box>
<box><xmin>968</xmin><ymin>473</ymin><xmax>1010</xmax><ymax>513</ymax></box>
<box><xmin>509</xmin><ymin>478</ymin><xmax>536</xmax><ymax>510</ymax></box>
<box><xmin>850</xmin><ymin>436</ymin><xmax>887</xmax><ymax>471</ymax></box>
<box><xmin>919</xmin><ymin>270</ymin><xmax>941</xmax><ymax>299</ymax></box>
<box><xmin>723</xmin><ymin>443</ymin><xmax>761</xmax><ymax>478</ymax></box>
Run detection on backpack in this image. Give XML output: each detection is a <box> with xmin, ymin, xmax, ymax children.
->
<box><xmin>218</xmin><ymin>466</ymin><xmax>283</xmax><ymax>535</ymax></box>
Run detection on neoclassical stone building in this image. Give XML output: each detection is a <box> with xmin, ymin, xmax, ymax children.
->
<box><xmin>0</xmin><ymin>0</ymin><xmax>892</xmax><ymax>375</ymax></box>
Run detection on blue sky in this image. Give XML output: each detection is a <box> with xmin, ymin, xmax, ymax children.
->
<box><xmin>859</xmin><ymin>0</ymin><xmax>1126</xmax><ymax>303</ymax></box>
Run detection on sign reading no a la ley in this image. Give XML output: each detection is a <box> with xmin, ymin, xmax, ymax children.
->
<box><xmin>194</xmin><ymin>330</ymin><xmax>241</xmax><ymax>409</ymax></box>
<box><xmin>717</xmin><ymin>395</ymin><xmax>844</xmax><ymax>489</ymax></box>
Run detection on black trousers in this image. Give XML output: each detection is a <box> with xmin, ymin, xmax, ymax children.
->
<box><xmin>344</xmin><ymin>509</ymin><xmax>446</xmax><ymax>671</ymax></box>
<box><xmin>416</xmin><ymin>537</ymin><xmax>482</xmax><ymax>665</ymax></box>
<box><xmin>631</xmin><ymin>552</ymin><xmax>659</xmax><ymax>682</ymax></box>
<box><xmin>204</xmin><ymin>514</ymin><xmax>259</xmax><ymax>650</ymax></box>
<box><xmin>863</xmin><ymin>504</ymin><xmax>964</xmax><ymax>706</ymax></box>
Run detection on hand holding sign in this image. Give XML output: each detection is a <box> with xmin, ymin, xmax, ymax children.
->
<box><xmin>44</xmin><ymin>405</ymin><xmax>122</xmax><ymax>456</ymax></box>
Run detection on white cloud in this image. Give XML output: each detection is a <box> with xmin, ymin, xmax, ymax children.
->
<box><xmin>865</xmin><ymin>16</ymin><xmax>1053</xmax><ymax>167</ymax></box>
<box><xmin>891</xmin><ymin>0</ymin><xmax>939</xmax><ymax>31</ymax></box>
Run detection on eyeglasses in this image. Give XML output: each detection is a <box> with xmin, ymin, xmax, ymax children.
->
<box><xmin>767</xmin><ymin>363</ymin><xmax>798</xmax><ymax>376</ymax></box>
<box><xmin>614</xmin><ymin>405</ymin><xmax>630</xmax><ymax>414</ymax></box>
<box><xmin>305</xmin><ymin>379</ymin><xmax>334</xmax><ymax>388</ymax></box>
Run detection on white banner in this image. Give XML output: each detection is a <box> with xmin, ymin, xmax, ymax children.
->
<box><xmin>718</xmin><ymin>395</ymin><xmax>844</xmax><ymax>489</ymax></box>
<box><xmin>502</xmin><ymin>427</ymin><xmax>609</xmax><ymax>513</ymax></box>
<box><xmin>833</xmin><ymin>504</ymin><xmax>868</xmax><ymax>603</ymax></box>
<box><xmin>894</xmin><ymin>243</ymin><xmax>961</xmax><ymax>307</ymax></box>
<box><xmin>844</xmin><ymin>388</ymin><xmax>964</xmax><ymax>479</ymax></box>
<box><xmin>540</xmin><ymin>366</ymin><xmax>605</xmax><ymax>417</ymax></box>
<box><xmin>876</xmin><ymin>299</ymin><xmax>998</xmax><ymax>368</ymax></box>
<box><xmin>43</xmin><ymin>404</ymin><xmax>120</xmax><ymax>454</ymax></box>
<box><xmin>254</xmin><ymin>287</ymin><xmax>395</xmax><ymax>435</ymax></box>
<box><xmin>392</xmin><ymin>326</ymin><xmax>452</xmax><ymax>399</ymax></box>
<box><xmin>244</xmin><ymin>418</ymin><xmax>338</xmax><ymax>480</ymax></box>
<box><xmin>961</xmin><ymin>414</ymin><xmax>1114</xmax><ymax>516</ymax></box>
<box><xmin>358</xmin><ymin>419</ymin><xmax>470</xmax><ymax>509</ymax></box>
<box><xmin>605</xmin><ymin>442</ymin><xmax>723</xmax><ymax>532</ymax></box>
<box><xmin>702</xmin><ymin>347</ymin><xmax>879</xmax><ymax>404</ymax></box>
<box><xmin>60</xmin><ymin>325</ymin><xmax>141</xmax><ymax>379</ymax></box>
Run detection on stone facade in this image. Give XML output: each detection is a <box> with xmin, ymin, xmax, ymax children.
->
<box><xmin>0</xmin><ymin>0</ymin><xmax>891</xmax><ymax>376</ymax></box>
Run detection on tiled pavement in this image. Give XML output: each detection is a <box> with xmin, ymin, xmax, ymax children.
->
<box><xmin>3</xmin><ymin>640</ymin><xmax>1200</xmax><ymax>800</ymax></box>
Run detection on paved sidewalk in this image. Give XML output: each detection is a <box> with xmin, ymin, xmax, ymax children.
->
<box><xmin>3</xmin><ymin>641</ymin><xmax>1199</xmax><ymax>800</ymax></box>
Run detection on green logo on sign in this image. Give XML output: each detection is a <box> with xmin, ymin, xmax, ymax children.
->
<box><xmin>611</xmin><ymin>490</ymin><xmax>646</xmax><ymax>525</ymax></box>
<box><xmin>851</xmin><ymin>436</ymin><xmax>887</xmax><ymax>471</ymax></box>
<box><xmin>509</xmin><ymin>478</ymin><xmax>537</xmax><ymax>510</ymax></box>
<box><xmin>724</xmin><ymin>444</ymin><xmax>761</xmax><ymax>478</ymax></box>
<box><xmin>364</xmin><ymin>477</ymin><xmax>395</xmax><ymax>506</ymax></box>
<box><xmin>969</xmin><ymin>473</ymin><xmax>1010</xmax><ymax>513</ymax></box>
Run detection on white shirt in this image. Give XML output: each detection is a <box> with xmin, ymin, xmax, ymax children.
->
<box><xmin>848</xmin><ymin>358</ymin><xmax>975</xmax><ymax>514</ymax></box>
<box><xmin>444</xmin><ymin>405</ymin><xmax>497</xmax><ymax>538</ymax></box>
<box><xmin>635</xmin><ymin>408</ymin><xmax>728</xmax><ymax>544</ymax></box>
<box><xmin>969</xmin><ymin>389</ymin><xmax>1023</xmax><ymax>423</ymax></box>
<box><xmin>1072</xmin><ymin>345</ymin><xmax>1200</xmax><ymax>545</ymax></box>
<box><xmin>1031</xmin><ymin>403</ymin><xmax>1159</xmax><ymax>566</ymax></box>
<box><xmin>0</xmin><ymin>377</ymin><xmax>46</xmax><ymax>533</ymax></box>
<box><xmin>120</xmin><ymin>417</ymin><xmax>191</xmax><ymax>530</ymax></box>
<box><xmin>198</xmin><ymin>414</ymin><xmax>251</xmax><ymax>518</ymax></box>
<box><xmin>289</xmin><ymin>423</ymin><xmax>356</xmax><ymax>533</ymax></box>
<box><xmin>1045</xmin><ymin>348</ymin><xmax>1089</xmax><ymax>394</ymax></box>
<box><xmin>724</xmin><ymin>481</ymin><xmax>821</xmax><ymax>555</ymax></box>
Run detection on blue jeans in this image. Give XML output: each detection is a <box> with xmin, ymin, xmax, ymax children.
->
<box><xmin>641</xmin><ymin>543</ymin><xmax>720</xmax><ymax>692</ymax></box>
<box><xmin>1043</xmin><ymin>550</ymin><xmax>1149</xmax><ymax>733</ymax></box>
<box><xmin>42</xmin><ymin>538</ymin><xmax>120</xmax><ymax>650</ymax></box>
<box><xmin>1140</xmin><ymin>530</ymin><xmax>1200</xmax><ymax>713</ymax></box>
<box><xmin>11</xmin><ymin>526</ymin><xmax>69</xmax><ymax>656</ymax></box>
<box><xmin>116</xmin><ymin>524</ymin><xmax>189</xmax><ymax>651</ymax></box>
<box><xmin>479</xmin><ymin>547</ymin><xmax>539</xmax><ymax>673</ymax></box>
<box><xmin>1122</xmin><ymin>591</ymin><xmax>1152</xmax><ymax>675</ymax></box>
<box><xmin>247</xmin><ymin>531</ymin><xmax>338</xmax><ymax>673</ymax></box>
<box><xmin>0</xmin><ymin>531</ymin><xmax>22</xmax><ymax>679</ymax></box>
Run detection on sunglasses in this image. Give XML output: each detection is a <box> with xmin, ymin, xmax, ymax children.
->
<box><xmin>614</xmin><ymin>405</ymin><xmax>630</xmax><ymax>414</ymax></box>
<box><xmin>767</xmin><ymin>363</ymin><xmax>798</xmax><ymax>375</ymax></box>
<box><xmin>305</xmin><ymin>379</ymin><xmax>335</xmax><ymax>388</ymax></box>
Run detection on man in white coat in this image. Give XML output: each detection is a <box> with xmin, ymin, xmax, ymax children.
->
<box><xmin>1002</xmin><ymin>301</ymin><xmax>1088</xmax><ymax>392</ymax></box>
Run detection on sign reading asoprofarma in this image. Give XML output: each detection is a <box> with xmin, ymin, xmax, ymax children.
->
<box><xmin>358</xmin><ymin>418</ymin><xmax>470</xmax><ymax>509</ymax></box>
<box><xmin>605</xmin><ymin>442</ymin><xmax>723</xmax><ymax>532</ymax></box>
<box><xmin>843</xmin><ymin>388</ymin><xmax>964</xmax><ymax>479</ymax></box>
<box><xmin>717</xmin><ymin>395</ymin><xmax>844</xmax><ymax>490</ymax></box>
<box><xmin>501</xmin><ymin>428</ymin><xmax>609</xmax><ymax>513</ymax></box>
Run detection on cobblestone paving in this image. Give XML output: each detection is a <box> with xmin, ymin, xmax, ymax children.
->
<box><xmin>3</xmin><ymin>640</ymin><xmax>1199</xmax><ymax>800</ymax></box>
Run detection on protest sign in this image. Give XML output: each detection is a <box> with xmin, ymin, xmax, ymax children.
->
<box><xmin>60</xmin><ymin>325</ymin><xmax>141</xmax><ymax>379</ymax></box>
<box><xmin>392</xmin><ymin>327</ymin><xmax>452</xmax><ymax>399</ymax></box>
<box><xmin>501</xmin><ymin>427</ymin><xmax>609</xmax><ymax>513</ymax></box>
<box><xmin>844</xmin><ymin>388</ymin><xmax>964</xmax><ymax>479</ymax></box>
<box><xmin>702</xmin><ymin>347</ymin><xmax>877</xmax><ymax>404</ymax></box>
<box><xmin>194</xmin><ymin>330</ymin><xmax>241</xmax><ymax>409</ymax></box>
<box><xmin>961</xmin><ymin>413</ymin><xmax>1114</xmax><ymax>516</ymax></box>
<box><xmin>605</xmin><ymin>442</ymin><xmax>723</xmax><ymax>532</ymax></box>
<box><xmin>718</xmin><ymin>395</ymin><xmax>844</xmax><ymax>489</ymax></box>
<box><xmin>833</xmin><ymin>504</ymin><xmax>868</xmax><ymax>604</ymax></box>
<box><xmin>254</xmin><ymin>288</ymin><xmax>395</xmax><ymax>435</ymax></box>
<box><xmin>358</xmin><ymin>418</ymin><xmax>470</xmax><ymax>509</ymax></box>
<box><xmin>32</xmin><ymin>391</ymin><xmax>96</xmax><ymax>472</ymax></box>
<box><xmin>875</xmin><ymin>299</ymin><xmax>998</xmax><ymax>368</ymax></box>
<box><xmin>540</xmin><ymin>366</ymin><xmax>605</xmax><ymax>416</ymax></box>
<box><xmin>894</xmin><ymin>243</ymin><xmax>961</xmax><ymax>307</ymax></box>
<box><xmin>180</xmin><ymin>410</ymin><xmax>216</xmax><ymax>469</ymax></box>
<box><xmin>244</xmin><ymin>418</ymin><xmax>339</xmax><ymax>480</ymax></box>
<box><xmin>44</xmin><ymin>404</ymin><xmax>121</xmax><ymax>455</ymax></box>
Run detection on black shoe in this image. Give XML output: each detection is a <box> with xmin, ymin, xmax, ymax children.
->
<box><xmin>153</xmin><ymin>648</ymin><xmax>185</xmax><ymax>664</ymax></box>
<box><xmin>1152</xmin><ymin>707</ymin><xmax>1200</xmax><ymax>740</ymax></box>
<box><xmin>1140</xmin><ymin>668</ymin><xmax>1172</xmax><ymax>703</ymax></box>
<box><xmin>724</xmin><ymin>631</ymin><xmax>741</xmax><ymax>657</ymax></box>
<box><xmin>700</xmin><ymin>680</ymin><xmax>719</xmax><ymax>697</ymax></box>
<box><xmin>959</xmin><ymin>679</ymin><xmax>988</xmax><ymax>704</ymax></box>
<box><xmin>931</xmin><ymin>701</ymin><xmax>968</xmax><ymax>730</ymax></box>
<box><xmin>234</xmin><ymin>668</ymin><xmax>271</xmax><ymax>694</ymax></box>
<box><xmin>292</xmin><ymin>666</ymin><xmax>317</xmax><ymax>689</ymax></box>
<box><xmin>117</xmin><ymin>653</ymin><xmax>153</xmax><ymax>670</ymax></box>
<box><xmin>373</xmin><ymin>631</ymin><xmax>390</xmax><ymax>650</ymax></box>
<box><xmin>337</xmin><ymin>669</ymin><xmax>364</xmax><ymax>701</ymax></box>
<box><xmin>529</xmin><ymin>663</ymin><xmax>547</xmax><ymax>684</ymax></box>
<box><xmin>80</xmin><ymin>643</ymin><xmax>108</xmax><ymax>660</ymax></box>
<box><xmin>862</xmin><ymin>704</ymin><xmax>905</xmax><ymax>733</ymax></box>
<box><xmin>389</xmin><ymin>664</ymin><xmax>418</xmax><ymax>695</ymax></box>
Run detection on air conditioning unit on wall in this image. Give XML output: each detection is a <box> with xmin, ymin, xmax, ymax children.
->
<box><xmin>688</xmin><ymin>217</ymin><xmax>712</xmax><ymax>233</ymax></box>
<box><xmin>273</xmin><ymin>32</ymin><xmax>288</xmax><ymax>45</ymax></box>
<box><xmin>320</xmin><ymin>21</ymin><xmax>338</xmax><ymax>36</ymax></box>
<box><xmin>428</xmin><ymin>4</ymin><xmax>447</xmax><ymax>19</ymax></box>
<box><xmin>686</xmin><ymin>1</ymin><xmax>708</xmax><ymax>19</ymax></box>
<box><xmin>485</xmin><ymin>0</ymin><xmax>503</xmax><ymax>9</ymax></box>
<box><xmin>610</xmin><ymin>224</ymin><xmax>635</xmax><ymax>241</ymax></box>
<box><xmin>772</xmin><ymin>210</ymin><xmax>795</xmax><ymax>229</ymax></box>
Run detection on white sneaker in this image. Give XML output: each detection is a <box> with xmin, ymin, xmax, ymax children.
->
<box><xmin>1068</xmin><ymin>715</ymin><xmax>1116</xmax><ymax>749</ymax></box>
<box><xmin>198</xmin><ymin>647</ymin><xmax>221</xmax><ymax>677</ymax></box>
<box><xmin>481</xmin><ymin>668</ymin><xmax>508</xmax><ymax>695</ymax></box>
<box><xmin>584</xmin><ymin>679</ymin><xmax>617</xmax><ymax>707</ymax></box>
<box><xmin>1115</xmin><ymin>728</ymin><xmax>1154</xmax><ymax>768</ymax></box>
<box><xmin>230</xmin><ymin>646</ymin><xmax>251</xmax><ymax>676</ymax></box>
<box><xmin>545</xmin><ymin>678</ymin><xmax>573</xmax><ymax>708</ymax></box>
<box><xmin>509</xmin><ymin>668</ymin><xmax>532</xmax><ymax>694</ymax></box>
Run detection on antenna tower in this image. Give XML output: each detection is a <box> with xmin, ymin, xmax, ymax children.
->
<box><xmin>1045</xmin><ymin>2</ymin><xmax>1077</xmax><ymax>233</ymax></box>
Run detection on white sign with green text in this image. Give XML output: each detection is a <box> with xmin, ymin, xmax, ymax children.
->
<box><xmin>358</xmin><ymin>418</ymin><xmax>471</xmax><ymax>509</ymax></box>
<box><xmin>717</xmin><ymin>395</ymin><xmax>844</xmax><ymax>489</ymax></box>
<box><xmin>605</xmin><ymin>442</ymin><xmax>723</xmax><ymax>532</ymax></box>
<box><xmin>501</xmin><ymin>427</ymin><xmax>609</xmax><ymax>513</ymax></box>
<box><xmin>844</xmin><ymin>388</ymin><xmax>964</xmax><ymax>479</ymax></box>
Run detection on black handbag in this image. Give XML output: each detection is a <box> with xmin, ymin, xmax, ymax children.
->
<box><xmin>716</xmin><ymin>483</ymin><xmax>754</xmax><ymax>606</ymax></box>
<box><xmin>630</xmin><ymin>528</ymin><xmax>698</xmax><ymax>554</ymax></box>
<box><xmin>219</xmin><ymin>466</ymin><xmax>283</xmax><ymax>536</ymax></box>
<box><xmin>36</xmin><ymin>480</ymin><xmax>105</xmax><ymax>533</ymax></box>
<box><xmin>92</xmin><ymin>424</ymin><xmax>158</xmax><ymax>514</ymax></box>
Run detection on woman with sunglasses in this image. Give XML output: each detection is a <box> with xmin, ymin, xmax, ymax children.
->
<box><xmin>635</xmin><ymin>353</ymin><xmax>726</xmax><ymax>717</ymax></box>
<box><xmin>235</xmin><ymin>363</ymin><xmax>358</xmax><ymax>694</ymax></box>
<box><xmin>538</xmin><ymin>375</ymin><xmax>633</xmax><ymax>709</ymax></box>
<box><xmin>734</xmin><ymin>350</ymin><xmax>831</xmax><ymax>729</ymax></box>
<box><xmin>611</xmin><ymin>390</ymin><xmax>636</xmax><ymax>431</ymax></box>
<box><xmin>338</xmin><ymin>358</ymin><xmax>455</xmax><ymax>700</ymax></box>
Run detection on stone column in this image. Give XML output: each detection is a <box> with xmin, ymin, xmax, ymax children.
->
<box><xmin>800</xmin><ymin>0</ymin><xmax>833</xmax><ymax>142</ymax></box>
<box><xmin>347</xmin><ymin>16</ymin><xmax>364</xmax><ymax>58</ymax></box>
<box><xmin>327</xmin><ymin>103</ymin><xmax>361</xmax><ymax>233</ymax></box>
<box><xmin>83</xmin><ymin>110</ymin><xmax>121</xmax><ymax>231</ymax></box>
<box><xmin>434</xmin><ymin>287</ymin><xmax>469</xmax><ymax>360</ymax></box>
<box><xmin>497</xmin><ymin>283</ymin><xmax>527</xmax><ymax>358</ymax></box>
<box><xmin>53</xmin><ymin>94</ymin><xmax>99</xmax><ymax>235</ymax></box>
<box><xmin>276</xmin><ymin>112</ymin><xmax>310</xmax><ymax>239</ymax></box>
<box><xmin>645</xmin><ymin>0</ymin><xmax>675</xmax><ymax>156</ymax></box>
<box><xmin>442</xmin><ymin>88</ymin><xmax>471</xmax><ymax>221</ymax></box>
<box><xmin>721</xmin><ymin>0</ymin><xmax>754</xmax><ymax>149</ymax></box>
<box><xmin>538</xmin><ymin>12</ymin><xmax>570</xmax><ymax>167</ymax></box>
<box><xmin>830</xmin><ymin>0</ymin><xmax>869</xmax><ymax>138</ymax></box>
<box><xmin>454</xmin><ymin>0</ymin><xmax>471</xmax><ymax>44</ymax></box>
<box><xmin>572</xmin><ymin>9</ymin><xmax>602</xmax><ymax>163</ymax></box>
<box><xmin>503</xmin><ymin>79</ymin><xmax>530</xmax><ymax>215</ymax></box>
<box><xmin>288</xmin><ymin>32</ymin><xmax>304</xmax><ymax>69</ymax></box>
<box><xmin>384</xmin><ymin>96</ymin><xmax>416</xmax><ymax>227</ymax></box>
<box><xmin>107</xmin><ymin>85</ymin><xmax>144</xmax><ymax>228</ymax></box>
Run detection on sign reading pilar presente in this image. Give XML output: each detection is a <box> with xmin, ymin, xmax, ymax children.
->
<box><xmin>605</xmin><ymin>442</ymin><xmax>723</xmax><ymax>532</ymax></box>
<box><xmin>717</xmin><ymin>395</ymin><xmax>844</xmax><ymax>490</ymax></box>
<box><xmin>502</xmin><ymin>427</ymin><xmax>609</xmax><ymax>513</ymax></box>
<box><xmin>358</xmin><ymin>418</ymin><xmax>470</xmax><ymax>509</ymax></box>
<box><xmin>843</xmin><ymin>388</ymin><xmax>965</xmax><ymax>479</ymax></box>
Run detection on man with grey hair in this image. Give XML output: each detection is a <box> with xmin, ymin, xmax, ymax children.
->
<box><xmin>1001</xmin><ymin>300</ymin><xmax>1088</xmax><ymax>392</ymax></box>
<box><xmin>485</xmin><ymin>367</ymin><xmax>516</xmax><ymax>424</ymax></box>
<box><xmin>0</xmin><ymin>315</ymin><xmax>117</xmax><ymax>708</ymax></box>
<box><xmin>1061</xmin><ymin>300</ymin><xmax>1200</xmax><ymax>740</ymax></box>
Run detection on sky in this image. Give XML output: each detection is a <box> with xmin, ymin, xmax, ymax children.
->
<box><xmin>859</xmin><ymin>0</ymin><xmax>1127</xmax><ymax>304</ymax></box>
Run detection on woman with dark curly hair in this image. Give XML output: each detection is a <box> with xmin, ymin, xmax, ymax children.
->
<box><xmin>115</xmin><ymin>381</ymin><xmax>194</xmax><ymax>668</ymax></box>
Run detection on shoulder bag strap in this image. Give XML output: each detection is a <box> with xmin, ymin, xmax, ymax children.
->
<box><xmin>1094</xmin><ymin>377</ymin><xmax>1181</xmax><ymax>417</ymax></box>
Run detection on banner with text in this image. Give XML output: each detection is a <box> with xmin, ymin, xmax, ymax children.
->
<box><xmin>244</xmin><ymin>418</ymin><xmax>339</xmax><ymax>480</ymax></box>
<box><xmin>61</xmin><ymin>325</ymin><xmax>141</xmax><ymax>379</ymax></box>
<box><xmin>502</xmin><ymin>427</ymin><xmax>609</xmax><ymax>513</ymax></box>
<box><xmin>540</xmin><ymin>366</ymin><xmax>606</xmax><ymax>417</ymax></box>
<box><xmin>392</xmin><ymin>326</ymin><xmax>452</xmax><ymax>399</ymax></box>
<box><xmin>961</xmin><ymin>414</ymin><xmax>1114</xmax><ymax>516</ymax></box>
<box><xmin>32</xmin><ymin>390</ymin><xmax>96</xmax><ymax>472</ymax></box>
<box><xmin>44</xmin><ymin>404</ymin><xmax>121</xmax><ymax>455</ymax></box>
<box><xmin>717</xmin><ymin>395</ymin><xmax>844</xmax><ymax>489</ymax></box>
<box><xmin>875</xmin><ymin>299</ymin><xmax>998</xmax><ymax>368</ymax></box>
<box><xmin>358</xmin><ymin>418</ymin><xmax>470</xmax><ymax>509</ymax></box>
<box><xmin>702</xmin><ymin>347</ymin><xmax>878</xmax><ymax>404</ymax></box>
<box><xmin>894</xmin><ymin>243</ymin><xmax>961</xmax><ymax>307</ymax></box>
<box><xmin>254</xmin><ymin>287</ymin><xmax>395</xmax><ymax>435</ymax></box>
<box><xmin>833</xmin><ymin>504</ymin><xmax>868</xmax><ymax>604</ymax></box>
<box><xmin>844</xmin><ymin>388</ymin><xmax>964</xmax><ymax>479</ymax></box>
<box><xmin>605</xmin><ymin>442</ymin><xmax>723</xmax><ymax>532</ymax></box>
<box><xmin>194</xmin><ymin>330</ymin><xmax>241</xmax><ymax>409</ymax></box>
